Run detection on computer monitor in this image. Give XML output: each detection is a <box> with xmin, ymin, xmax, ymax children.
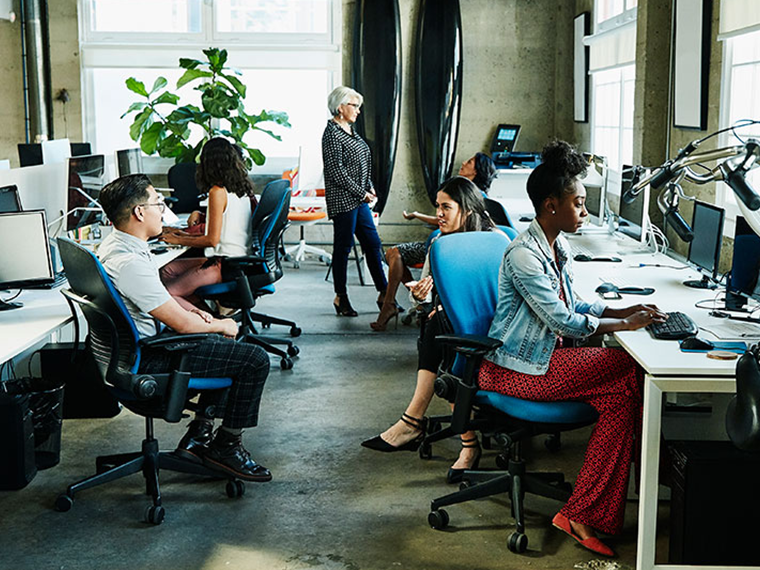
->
<box><xmin>115</xmin><ymin>148</ymin><xmax>143</xmax><ymax>177</ymax></box>
<box><xmin>618</xmin><ymin>165</ymin><xmax>650</xmax><ymax>244</ymax></box>
<box><xmin>490</xmin><ymin>124</ymin><xmax>521</xmax><ymax>155</ymax></box>
<box><xmin>70</xmin><ymin>142</ymin><xmax>92</xmax><ymax>157</ymax></box>
<box><xmin>0</xmin><ymin>185</ymin><xmax>22</xmax><ymax>213</ymax></box>
<box><xmin>0</xmin><ymin>211</ymin><xmax>54</xmax><ymax>307</ymax></box>
<box><xmin>18</xmin><ymin>142</ymin><xmax>92</xmax><ymax>167</ymax></box>
<box><xmin>726</xmin><ymin>216</ymin><xmax>760</xmax><ymax>311</ymax></box>
<box><xmin>67</xmin><ymin>155</ymin><xmax>106</xmax><ymax>231</ymax></box>
<box><xmin>684</xmin><ymin>201</ymin><xmax>724</xmax><ymax>289</ymax></box>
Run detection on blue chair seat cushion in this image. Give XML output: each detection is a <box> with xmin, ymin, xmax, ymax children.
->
<box><xmin>475</xmin><ymin>390</ymin><xmax>598</xmax><ymax>424</ymax></box>
<box><xmin>196</xmin><ymin>282</ymin><xmax>237</xmax><ymax>297</ymax></box>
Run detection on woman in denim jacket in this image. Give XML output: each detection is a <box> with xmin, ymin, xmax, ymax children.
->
<box><xmin>478</xmin><ymin>141</ymin><xmax>667</xmax><ymax>557</ymax></box>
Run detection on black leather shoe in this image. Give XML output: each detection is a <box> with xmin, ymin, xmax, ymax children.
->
<box><xmin>175</xmin><ymin>419</ymin><xmax>214</xmax><ymax>464</ymax></box>
<box><xmin>203</xmin><ymin>429</ymin><xmax>272</xmax><ymax>482</ymax></box>
<box><xmin>361</xmin><ymin>413</ymin><xmax>426</xmax><ymax>453</ymax></box>
<box><xmin>446</xmin><ymin>436</ymin><xmax>482</xmax><ymax>484</ymax></box>
<box><xmin>334</xmin><ymin>294</ymin><xmax>358</xmax><ymax>317</ymax></box>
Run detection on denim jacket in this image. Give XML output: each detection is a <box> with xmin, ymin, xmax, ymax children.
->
<box><xmin>485</xmin><ymin>219</ymin><xmax>607</xmax><ymax>375</ymax></box>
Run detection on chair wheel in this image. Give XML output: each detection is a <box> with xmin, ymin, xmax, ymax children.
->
<box><xmin>545</xmin><ymin>434</ymin><xmax>562</xmax><ymax>452</ymax></box>
<box><xmin>280</xmin><ymin>357</ymin><xmax>293</xmax><ymax>370</ymax></box>
<box><xmin>290</xmin><ymin>326</ymin><xmax>302</xmax><ymax>337</ymax></box>
<box><xmin>508</xmin><ymin>531</ymin><xmax>528</xmax><ymax>553</ymax></box>
<box><xmin>226</xmin><ymin>479</ymin><xmax>245</xmax><ymax>498</ymax></box>
<box><xmin>55</xmin><ymin>494</ymin><xmax>73</xmax><ymax>512</ymax></box>
<box><xmin>419</xmin><ymin>442</ymin><xmax>432</xmax><ymax>460</ymax></box>
<box><xmin>428</xmin><ymin>509</ymin><xmax>449</xmax><ymax>530</ymax></box>
<box><xmin>145</xmin><ymin>505</ymin><xmax>165</xmax><ymax>525</ymax></box>
<box><xmin>287</xmin><ymin>345</ymin><xmax>300</xmax><ymax>357</ymax></box>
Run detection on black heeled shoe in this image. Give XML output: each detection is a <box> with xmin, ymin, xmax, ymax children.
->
<box><xmin>376</xmin><ymin>291</ymin><xmax>404</xmax><ymax>313</ymax></box>
<box><xmin>361</xmin><ymin>413</ymin><xmax>427</xmax><ymax>452</ymax></box>
<box><xmin>334</xmin><ymin>294</ymin><xmax>358</xmax><ymax>317</ymax></box>
<box><xmin>446</xmin><ymin>436</ymin><xmax>482</xmax><ymax>484</ymax></box>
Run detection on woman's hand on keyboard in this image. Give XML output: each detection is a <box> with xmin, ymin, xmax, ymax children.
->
<box><xmin>598</xmin><ymin>304</ymin><xmax>668</xmax><ymax>334</ymax></box>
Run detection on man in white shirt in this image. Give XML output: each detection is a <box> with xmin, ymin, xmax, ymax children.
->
<box><xmin>97</xmin><ymin>174</ymin><xmax>271</xmax><ymax>482</ymax></box>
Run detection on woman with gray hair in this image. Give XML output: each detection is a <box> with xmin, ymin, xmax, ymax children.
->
<box><xmin>322</xmin><ymin>86</ymin><xmax>388</xmax><ymax>316</ymax></box>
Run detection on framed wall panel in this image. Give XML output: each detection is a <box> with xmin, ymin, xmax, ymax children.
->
<box><xmin>574</xmin><ymin>12</ymin><xmax>589</xmax><ymax>123</ymax></box>
<box><xmin>673</xmin><ymin>0</ymin><xmax>712</xmax><ymax>130</ymax></box>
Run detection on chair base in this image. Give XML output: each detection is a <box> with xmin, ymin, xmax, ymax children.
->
<box><xmin>54</xmin><ymin>418</ymin><xmax>242</xmax><ymax>524</ymax></box>
<box><xmin>428</xmin><ymin>447</ymin><xmax>572</xmax><ymax>554</ymax></box>
<box><xmin>285</xmin><ymin>240</ymin><xmax>331</xmax><ymax>268</ymax></box>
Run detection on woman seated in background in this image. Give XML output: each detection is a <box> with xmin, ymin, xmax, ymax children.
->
<box><xmin>477</xmin><ymin>140</ymin><xmax>667</xmax><ymax>557</ymax></box>
<box><xmin>371</xmin><ymin>152</ymin><xmax>497</xmax><ymax>331</ymax></box>
<box><xmin>363</xmin><ymin>176</ymin><xmax>501</xmax><ymax>484</ymax></box>
<box><xmin>159</xmin><ymin>137</ymin><xmax>256</xmax><ymax>311</ymax></box>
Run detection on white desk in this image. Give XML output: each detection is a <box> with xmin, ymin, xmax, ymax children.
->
<box><xmin>566</xmin><ymin>232</ymin><xmax>757</xmax><ymax>570</ymax></box>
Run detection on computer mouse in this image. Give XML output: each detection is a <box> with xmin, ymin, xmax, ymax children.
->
<box><xmin>574</xmin><ymin>254</ymin><xmax>593</xmax><ymax>262</ymax></box>
<box><xmin>151</xmin><ymin>246</ymin><xmax>168</xmax><ymax>255</ymax></box>
<box><xmin>680</xmin><ymin>337</ymin><xmax>714</xmax><ymax>351</ymax></box>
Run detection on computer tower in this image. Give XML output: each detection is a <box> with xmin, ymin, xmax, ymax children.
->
<box><xmin>40</xmin><ymin>342</ymin><xmax>121</xmax><ymax>419</ymax></box>
<box><xmin>0</xmin><ymin>393</ymin><xmax>37</xmax><ymax>490</ymax></box>
<box><xmin>669</xmin><ymin>440</ymin><xmax>760</xmax><ymax>565</ymax></box>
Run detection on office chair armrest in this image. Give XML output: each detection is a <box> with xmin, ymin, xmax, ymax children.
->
<box><xmin>436</xmin><ymin>334</ymin><xmax>503</xmax><ymax>354</ymax></box>
<box><xmin>140</xmin><ymin>332</ymin><xmax>213</xmax><ymax>351</ymax></box>
<box><xmin>223</xmin><ymin>254</ymin><xmax>266</xmax><ymax>269</ymax></box>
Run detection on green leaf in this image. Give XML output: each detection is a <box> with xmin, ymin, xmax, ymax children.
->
<box><xmin>203</xmin><ymin>47</ymin><xmax>228</xmax><ymax>73</ymax></box>
<box><xmin>179</xmin><ymin>58</ymin><xmax>202</xmax><ymax>70</ymax></box>
<box><xmin>177</xmin><ymin>69</ymin><xmax>213</xmax><ymax>89</ymax></box>
<box><xmin>202</xmin><ymin>89</ymin><xmax>237</xmax><ymax>119</ymax></box>
<box><xmin>252</xmin><ymin>125</ymin><xmax>282</xmax><ymax>141</ymax></box>
<box><xmin>120</xmin><ymin>101</ymin><xmax>147</xmax><ymax>119</ymax></box>
<box><xmin>125</xmin><ymin>77</ymin><xmax>149</xmax><ymax>97</ymax></box>
<box><xmin>149</xmin><ymin>77</ymin><xmax>167</xmax><ymax>95</ymax></box>
<box><xmin>140</xmin><ymin>122</ymin><xmax>165</xmax><ymax>155</ymax></box>
<box><xmin>221</xmin><ymin>73</ymin><xmax>246</xmax><ymax>98</ymax></box>
<box><xmin>156</xmin><ymin>135</ymin><xmax>185</xmax><ymax>158</ymax></box>
<box><xmin>248</xmin><ymin>147</ymin><xmax>265</xmax><ymax>166</ymax></box>
<box><xmin>129</xmin><ymin>107</ymin><xmax>153</xmax><ymax>141</ymax></box>
<box><xmin>247</xmin><ymin>109</ymin><xmax>291</xmax><ymax>128</ymax></box>
<box><xmin>153</xmin><ymin>92</ymin><xmax>181</xmax><ymax>105</ymax></box>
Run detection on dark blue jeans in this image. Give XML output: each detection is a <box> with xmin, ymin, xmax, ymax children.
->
<box><xmin>331</xmin><ymin>203</ymin><xmax>388</xmax><ymax>295</ymax></box>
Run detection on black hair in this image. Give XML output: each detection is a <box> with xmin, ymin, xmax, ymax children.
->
<box><xmin>526</xmin><ymin>140</ymin><xmax>587</xmax><ymax>213</ymax></box>
<box><xmin>472</xmin><ymin>152</ymin><xmax>497</xmax><ymax>193</ymax></box>
<box><xmin>437</xmin><ymin>176</ymin><xmax>494</xmax><ymax>233</ymax></box>
<box><xmin>195</xmin><ymin>137</ymin><xmax>255</xmax><ymax>198</ymax></box>
<box><xmin>99</xmin><ymin>174</ymin><xmax>153</xmax><ymax>227</ymax></box>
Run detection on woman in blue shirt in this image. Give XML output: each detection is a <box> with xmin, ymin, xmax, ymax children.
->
<box><xmin>478</xmin><ymin>141</ymin><xmax>666</xmax><ymax>557</ymax></box>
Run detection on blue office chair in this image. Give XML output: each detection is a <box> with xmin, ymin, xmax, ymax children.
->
<box><xmin>485</xmin><ymin>197</ymin><xmax>516</xmax><ymax>229</ymax></box>
<box><xmin>195</xmin><ymin>179</ymin><xmax>301</xmax><ymax>370</ymax></box>
<box><xmin>423</xmin><ymin>232</ymin><xmax>598</xmax><ymax>553</ymax></box>
<box><xmin>55</xmin><ymin>238</ymin><xmax>245</xmax><ymax>525</ymax></box>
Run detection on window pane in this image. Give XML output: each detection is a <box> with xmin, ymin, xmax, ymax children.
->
<box><xmin>731</xmin><ymin>30</ymin><xmax>760</xmax><ymax>66</ymax></box>
<box><xmin>89</xmin><ymin>0</ymin><xmax>202</xmax><ymax>34</ymax></box>
<box><xmin>215</xmin><ymin>0</ymin><xmax>329</xmax><ymax>34</ymax></box>
<box><xmin>597</xmin><ymin>0</ymin><xmax>624</xmax><ymax>24</ymax></box>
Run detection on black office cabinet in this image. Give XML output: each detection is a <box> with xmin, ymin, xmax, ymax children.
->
<box><xmin>40</xmin><ymin>343</ymin><xmax>121</xmax><ymax>419</ymax></box>
<box><xmin>0</xmin><ymin>393</ymin><xmax>37</xmax><ymax>490</ymax></box>
<box><xmin>669</xmin><ymin>440</ymin><xmax>760</xmax><ymax>565</ymax></box>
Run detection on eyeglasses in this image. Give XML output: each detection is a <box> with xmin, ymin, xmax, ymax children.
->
<box><xmin>346</xmin><ymin>103</ymin><xmax>361</xmax><ymax>109</ymax></box>
<box><xmin>138</xmin><ymin>201</ymin><xmax>166</xmax><ymax>213</ymax></box>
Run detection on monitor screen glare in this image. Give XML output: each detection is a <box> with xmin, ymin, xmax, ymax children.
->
<box><xmin>618</xmin><ymin>166</ymin><xmax>649</xmax><ymax>243</ymax></box>
<box><xmin>0</xmin><ymin>210</ymin><xmax>53</xmax><ymax>289</ymax></box>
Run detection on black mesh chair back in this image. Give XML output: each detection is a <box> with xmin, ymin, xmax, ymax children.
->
<box><xmin>167</xmin><ymin>162</ymin><xmax>202</xmax><ymax>214</ymax></box>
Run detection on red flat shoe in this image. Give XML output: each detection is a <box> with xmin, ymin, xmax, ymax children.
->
<box><xmin>552</xmin><ymin>512</ymin><xmax>616</xmax><ymax>557</ymax></box>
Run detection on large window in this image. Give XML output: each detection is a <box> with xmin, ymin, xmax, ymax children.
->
<box><xmin>79</xmin><ymin>0</ymin><xmax>341</xmax><ymax>174</ymax></box>
<box><xmin>718</xmin><ymin>30</ymin><xmax>760</xmax><ymax>222</ymax></box>
<box><xmin>586</xmin><ymin>0</ymin><xmax>637</xmax><ymax>179</ymax></box>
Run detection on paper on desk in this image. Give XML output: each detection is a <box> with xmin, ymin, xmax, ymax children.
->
<box><xmin>162</xmin><ymin>207</ymin><xmax>180</xmax><ymax>226</ymax></box>
<box><xmin>701</xmin><ymin>319</ymin><xmax>760</xmax><ymax>340</ymax></box>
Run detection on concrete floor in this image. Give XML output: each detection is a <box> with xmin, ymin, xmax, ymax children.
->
<box><xmin>0</xmin><ymin>259</ymin><xmax>670</xmax><ymax>570</ymax></box>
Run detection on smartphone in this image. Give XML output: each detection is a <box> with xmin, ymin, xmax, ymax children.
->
<box><xmin>599</xmin><ymin>290</ymin><xmax>622</xmax><ymax>300</ymax></box>
<box><xmin>403</xmin><ymin>281</ymin><xmax>418</xmax><ymax>290</ymax></box>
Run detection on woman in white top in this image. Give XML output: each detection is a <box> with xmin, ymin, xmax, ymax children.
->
<box><xmin>159</xmin><ymin>137</ymin><xmax>255</xmax><ymax>311</ymax></box>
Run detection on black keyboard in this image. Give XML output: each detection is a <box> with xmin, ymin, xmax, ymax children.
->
<box><xmin>646</xmin><ymin>311</ymin><xmax>698</xmax><ymax>340</ymax></box>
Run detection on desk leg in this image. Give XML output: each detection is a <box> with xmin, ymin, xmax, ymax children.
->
<box><xmin>636</xmin><ymin>376</ymin><xmax>662</xmax><ymax>570</ymax></box>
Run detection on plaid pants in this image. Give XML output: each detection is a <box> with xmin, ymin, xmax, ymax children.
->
<box><xmin>139</xmin><ymin>335</ymin><xmax>270</xmax><ymax>429</ymax></box>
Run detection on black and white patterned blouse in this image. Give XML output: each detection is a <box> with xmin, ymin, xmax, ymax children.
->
<box><xmin>322</xmin><ymin>120</ymin><xmax>373</xmax><ymax>219</ymax></box>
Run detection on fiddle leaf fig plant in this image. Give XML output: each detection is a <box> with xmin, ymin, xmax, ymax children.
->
<box><xmin>121</xmin><ymin>47</ymin><xmax>290</xmax><ymax>168</ymax></box>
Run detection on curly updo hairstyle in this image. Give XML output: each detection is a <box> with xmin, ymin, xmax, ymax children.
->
<box><xmin>526</xmin><ymin>140</ymin><xmax>587</xmax><ymax>213</ymax></box>
<box><xmin>195</xmin><ymin>137</ymin><xmax>255</xmax><ymax>198</ymax></box>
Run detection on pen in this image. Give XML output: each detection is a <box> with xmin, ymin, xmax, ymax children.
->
<box><xmin>629</xmin><ymin>263</ymin><xmax>688</xmax><ymax>269</ymax></box>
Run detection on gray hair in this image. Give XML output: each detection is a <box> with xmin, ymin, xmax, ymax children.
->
<box><xmin>327</xmin><ymin>86</ymin><xmax>363</xmax><ymax>116</ymax></box>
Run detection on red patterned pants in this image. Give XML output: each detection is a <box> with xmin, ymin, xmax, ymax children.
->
<box><xmin>478</xmin><ymin>347</ymin><xmax>643</xmax><ymax>535</ymax></box>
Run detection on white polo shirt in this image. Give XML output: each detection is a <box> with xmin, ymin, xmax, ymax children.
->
<box><xmin>98</xmin><ymin>229</ymin><xmax>171</xmax><ymax>338</ymax></box>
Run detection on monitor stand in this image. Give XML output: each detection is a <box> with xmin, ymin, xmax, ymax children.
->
<box><xmin>683</xmin><ymin>275</ymin><xmax>717</xmax><ymax>290</ymax></box>
<box><xmin>0</xmin><ymin>299</ymin><xmax>23</xmax><ymax>311</ymax></box>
